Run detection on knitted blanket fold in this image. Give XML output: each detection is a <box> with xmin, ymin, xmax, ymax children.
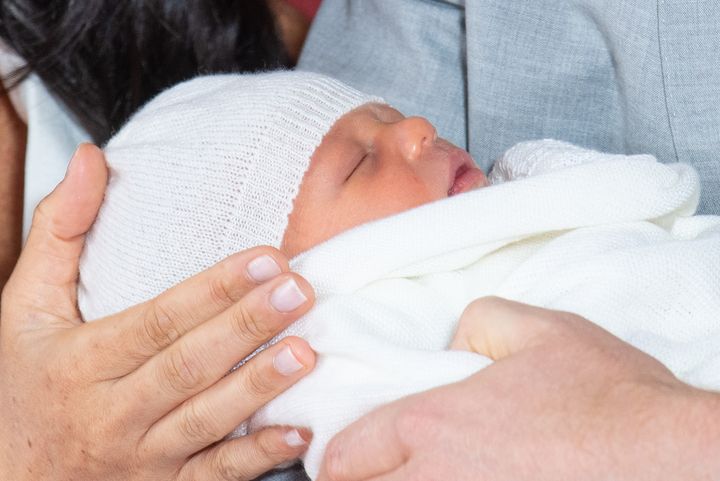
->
<box><xmin>249</xmin><ymin>140</ymin><xmax>720</xmax><ymax>479</ymax></box>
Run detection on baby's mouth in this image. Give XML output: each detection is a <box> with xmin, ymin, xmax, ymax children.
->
<box><xmin>447</xmin><ymin>149</ymin><xmax>488</xmax><ymax>196</ymax></box>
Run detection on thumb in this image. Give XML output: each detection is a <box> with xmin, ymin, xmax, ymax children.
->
<box><xmin>451</xmin><ymin>296</ymin><xmax>563</xmax><ymax>360</ymax></box>
<box><xmin>7</xmin><ymin>143</ymin><xmax>108</xmax><ymax>327</ymax></box>
<box><xmin>318</xmin><ymin>402</ymin><xmax>407</xmax><ymax>481</ymax></box>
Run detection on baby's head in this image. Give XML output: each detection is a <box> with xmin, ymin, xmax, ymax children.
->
<box><xmin>78</xmin><ymin>72</ymin><xmax>486</xmax><ymax>318</ymax></box>
<box><xmin>283</xmin><ymin>99</ymin><xmax>487</xmax><ymax>256</ymax></box>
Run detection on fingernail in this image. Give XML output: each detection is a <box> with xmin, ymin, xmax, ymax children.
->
<box><xmin>247</xmin><ymin>255</ymin><xmax>282</xmax><ymax>282</ymax></box>
<box><xmin>270</xmin><ymin>279</ymin><xmax>307</xmax><ymax>312</ymax></box>
<box><xmin>284</xmin><ymin>428</ymin><xmax>307</xmax><ymax>447</ymax></box>
<box><xmin>64</xmin><ymin>143</ymin><xmax>86</xmax><ymax>177</ymax></box>
<box><xmin>274</xmin><ymin>345</ymin><xmax>304</xmax><ymax>376</ymax></box>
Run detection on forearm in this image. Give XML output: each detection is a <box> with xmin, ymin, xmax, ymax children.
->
<box><xmin>602</xmin><ymin>377</ymin><xmax>720</xmax><ymax>479</ymax></box>
<box><xmin>661</xmin><ymin>386</ymin><xmax>720</xmax><ymax>477</ymax></box>
<box><xmin>0</xmin><ymin>84</ymin><xmax>26</xmax><ymax>290</ymax></box>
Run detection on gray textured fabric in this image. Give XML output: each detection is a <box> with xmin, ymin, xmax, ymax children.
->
<box><xmin>300</xmin><ymin>0</ymin><xmax>720</xmax><ymax>215</ymax></box>
<box><xmin>258</xmin><ymin>464</ymin><xmax>310</xmax><ymax>481</ymax></box>
<box><xmin>300</xmin><ymin>0</ymin><xmax>467</xmax><ymax>148</ymax></box>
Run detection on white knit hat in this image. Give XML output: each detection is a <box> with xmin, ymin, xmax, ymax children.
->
<box><xmin>78</xmin><ymin>71</ymin><xmax>381</xmax><ymax>320</ymax></box>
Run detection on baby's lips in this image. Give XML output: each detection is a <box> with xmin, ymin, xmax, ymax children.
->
<box><xmin>449</xmin><ymin>165</ymin><xmax>487</xmax><ymax>196</ymax></box>
<box><xmin>447</xmin><ymin>147</ymin><xmax>488</xmax><ymax>195</ymax></box>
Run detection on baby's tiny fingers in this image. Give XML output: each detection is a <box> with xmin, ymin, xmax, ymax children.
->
<box><xmin>179</xmin><ymin>426</ymin><xmax>311</xmax><ymax>481</ymax></box>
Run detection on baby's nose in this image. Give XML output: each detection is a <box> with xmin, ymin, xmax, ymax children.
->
<box><xmin>394</xmin><ymin>117</ymin><xmax>438</xmax><ymax>163</ymax></box>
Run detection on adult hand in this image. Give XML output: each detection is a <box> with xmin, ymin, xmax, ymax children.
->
<box><xmin>318</xmin><ymin>297</ymin><xmax>720</xmax><ymax>481</ymax></box>
<box><xmin>0</xmin><ymin>145</ymin><xmax>317</xmax><ymax>481</ymax></box>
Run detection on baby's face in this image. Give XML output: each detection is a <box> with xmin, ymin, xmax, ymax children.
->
<box><xmin>281</xmin><ymin>103</ymin><xmax>488</xmax><ymax>256</ymax></box>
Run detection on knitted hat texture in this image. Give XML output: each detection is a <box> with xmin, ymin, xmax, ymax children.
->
<box><xmin>78</xmin><ymin>71</ymin><xmax>381</xmax><ymax>320</ymax></box>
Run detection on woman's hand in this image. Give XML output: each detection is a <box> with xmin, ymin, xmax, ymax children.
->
<box><xmin>0</xmin><ymin>145</ymin><xmax>316</xmax><ymax>481</ymax></box>
<box><xmin>316</xmin><ymin>297</ymin><xmax>720</xmax><ymax>481</ymax></box>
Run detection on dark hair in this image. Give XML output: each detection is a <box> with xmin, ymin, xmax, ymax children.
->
<box><xmin>0</xmin><ymin>0</ymin><xmax>288</xmax><ymax>144</ymax></box>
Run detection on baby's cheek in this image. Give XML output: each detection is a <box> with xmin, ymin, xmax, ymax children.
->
<box><xmin>285</xmin><ymin>171</ymin><xmax>441</xmax><ymax>257</ymax></box>
<box><xmin>362</xmin><ymin>180</ymin><xmax>437</xmax><ymax>220</ymax></box>
<box><xmin>281</xmin><ymin>200</ymin><xmax>329</xmax><ymax>257</ymax></box>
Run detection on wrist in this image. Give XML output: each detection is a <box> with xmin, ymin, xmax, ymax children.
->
<box><xmin>627</xmin><ymin>381</ymin><xmax>720</xmax><ymax>479</ymax></box>
<box><xmin>680</xmin><ymin>387</ymin><xmax>720</xmax><ymax>472</ymax></box>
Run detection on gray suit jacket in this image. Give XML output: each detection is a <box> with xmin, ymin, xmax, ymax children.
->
<box><xmin>299</xmin><ymin>0</ymin><xmax>720</xmax><ymax>215</ymax></box>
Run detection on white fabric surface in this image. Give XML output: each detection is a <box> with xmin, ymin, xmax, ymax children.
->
<box><xmin>78</xmin><ymin>72</ymin><xmax>380</xmax><ymax>318</ymax></box>
<box><xmin>0</xmin><ymin>44</ymin><xmax>90</xmax><ymax>239</ymax></box>
<box><xmin>247</xmin><ymin>141</ymin><xmax>720</xmax><ymax>479</ymax></box>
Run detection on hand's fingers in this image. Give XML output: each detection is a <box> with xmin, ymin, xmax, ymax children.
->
<box><xmin>86</xmin><ymin>246</ymin><xmax>289</xmax><ymax>371</ymax></box>
<box><xmin>318</xmin><ymin>404</ymin><xmax>407</xmax><ymax>481</ymax></box>
<box><xmin>450</xmin><ymin>296</ymin><xmax>570</xmax><ymax>360</ymax></box>
<box><xmin>143</xmin><ymin>337</ymin><xmax>315</xmax><ymax>457</ymax></box>
<box><xmin>4</xmin><ymin>144</ymin><xmax>107</xmax><ymax>329</ymax></box>
<box><xmin>123</xmin><ymin>272</ymin><xmax>315</xmax><ymax>420</ymax></box>
<box><xmin>179</xmin><ymin>426</ymin><xmax>311</xmax><ymax>481</ymax></box>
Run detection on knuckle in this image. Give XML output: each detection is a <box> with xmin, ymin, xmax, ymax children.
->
<box><xmin>214</xmin><ymin>458</ymin><xmax>242</xmax><ymax>481</ymax></box>
<box><xmin>161</xmin><ymin>345</ymin><xmax>204</xmax><ymax>393</ymax></box>
<box><xmin>206</xmin><ymin>441</ymin><xmax>260</xmax><ymax>481</ymax></box>
<box><xmin>179</xmin><ymin>401</ymin><xmax>222</xmax><ymax>445</ymax></box>
<box><xmin>241</xmin><ymin>362</ymin><xmax>275</xmax><ymax>398</ymax></box>
<box><xmin>207</xmin><ymin>275</ymin><xmax>237</xmax><ymax>309</ymax></box>
<box><xmin>252</xmin><ymin>429</ymin><xmax>287</xmax><ymax>464</ymax></box>
<box><xmin>210</xmin><ymin>448</ymin><xmax>249</xmax><ymax>481</ymax></box>
<box><xmin>142</xmin><ymin>301</ymin><xmax>181</xmax><ymax>350</ymax></box>
<box><xmin>31</xmin><ymin>198</ymin><xmax>52</xmax><ymax>229</ymax></box>
<box><xmin>230</xmin><ymin>303</ymin><xmax>271</xmax><ymax>341</ymax></box>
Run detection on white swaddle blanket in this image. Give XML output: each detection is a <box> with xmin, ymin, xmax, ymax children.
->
<box><xmin>247</xmin><ymin>141</ymin><xmax>720</xmax><ymax>478</ymax></box>
<box><xmin>78</xmin><ymin>139</ymin><xmax>720</xmax><ymax>479</ymax></box>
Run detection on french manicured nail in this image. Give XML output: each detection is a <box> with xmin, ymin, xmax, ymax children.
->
<box><xmin>270</xmin><ymin>278</ymin><xmax>307</xmax><ymax>312</ymax></box>
<box><xmin>284</xmin><ymin>428</ymin><xmax>307</xmax><ymax>447</ymax></box>
<box><xmin>247</xmin><ymin>255</ymin><xmax>282</xmax><ymax>282</ymax></box>
<box><xmin>274</xmin><ymin>345</ymin><xmax>304</xmax><ymax>376</ymax></box>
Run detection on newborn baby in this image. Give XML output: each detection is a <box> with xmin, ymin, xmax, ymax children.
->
<box><xmin>79</xmin><ymin>71</ymin><xmax>488</xmax><ymax>317</ymax></box>
<box><xmin>78</xmin><ymin>72</ymin><xmax>720</xmax><ymax>479</ymax></box>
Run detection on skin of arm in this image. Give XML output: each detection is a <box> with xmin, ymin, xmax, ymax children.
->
<box><xmin>317</xmin><ymin>297</ymin><xmax>720</xmax><ymax>481</ymax></box>
<box><xmin>0</xmin><ymin>82</ymin><xmax>26</xmax><ymax>290</ymax></box>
